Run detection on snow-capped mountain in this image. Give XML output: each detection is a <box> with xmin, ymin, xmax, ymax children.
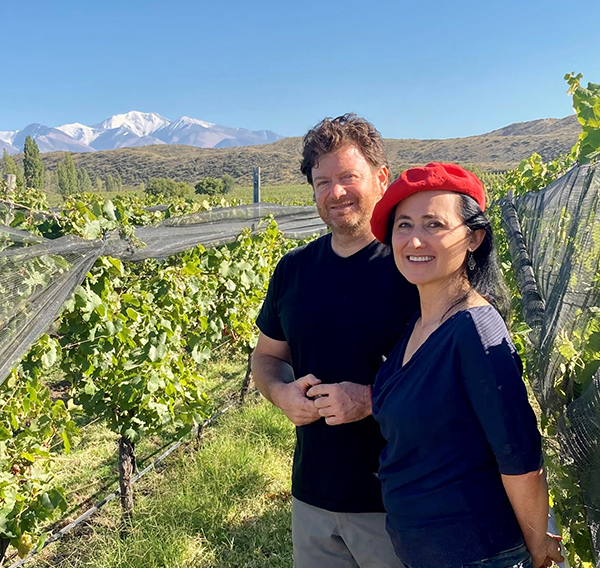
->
<box><xmin>95</xmin><ymin>111</ymin><xmax>170</xmax><ymax>138</ymax></box>
<box><xmin>2</xmin><ymin>111</ymin><xmax>285</xmax><ymax>154</ymax></box>
<box><xmin>90</xmin><ymin>128</ymin><xmax>165</xmax><ymax>151</ymax></box>
<box><xmin>55</xmin><ymin>122</ymin><xmax>97</xmax><ymax>146</ymax></box>
<box><xmin>0</xmin><ymin>130</ymin><xmax>17</xmax><ymax>145</ymax></box>
<box><xmin>12</xmin><ymin>124</ymin><xmax>94</xmax><ymax>153</ymax></box>
<box><xmin>0</xmin><ymin>140</ymin><xmax>18</xmax><ymax>154</ymax></box>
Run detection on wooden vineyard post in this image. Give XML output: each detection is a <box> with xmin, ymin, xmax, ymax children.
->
<box><xmin>118</xmin><ymin>436</ymin><xmax>136</xmax><ymax>524</ymax></box>
<box><xmin>239</xmin><ymin>352</ymin><xmax>253</xmax><ymax>403</ymax></box>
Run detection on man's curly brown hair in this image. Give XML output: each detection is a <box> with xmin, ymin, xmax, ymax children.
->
<box><xmin>300</xmin><ymin>113</ymin><xmax>388</xmax><ymax>185</ymax></box>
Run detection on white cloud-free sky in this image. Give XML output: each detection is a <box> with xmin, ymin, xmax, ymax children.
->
<box><xmin>2</xmin><ymin>0</ymin><xmax>599</xmax><ymax>139</ymax></box>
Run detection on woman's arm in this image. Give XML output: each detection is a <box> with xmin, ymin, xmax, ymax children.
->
<box><xmin>501</xmin><ymin>468</ymin><xmax>563</xmax><ymax>568</ymax></box>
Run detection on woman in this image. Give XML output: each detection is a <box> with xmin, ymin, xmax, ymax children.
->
<box><xmin>369</xmin><ymin>163</ymin><xmax>563</xmax><ymax>568</ymax></box>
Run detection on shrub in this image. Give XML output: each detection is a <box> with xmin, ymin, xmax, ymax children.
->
<box><xmin>146</xmin><ymin>178</ymin><xmax>194</xmax><ymax>198</ymax></box>
<box><xmin>222</xmin><ymin>174</ymin><xmax>235</xmax><ymax>194</ymax></box>
<box><xmin>195</xmin><ymin>177</ymin><xmax>226</xmax><ymax>196</ymax></box>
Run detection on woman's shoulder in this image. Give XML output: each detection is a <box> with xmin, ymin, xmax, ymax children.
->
<box><xmin>452</xmin><ymin>305</ymin><xmax>515</xmax><ymax>354</ymax></box>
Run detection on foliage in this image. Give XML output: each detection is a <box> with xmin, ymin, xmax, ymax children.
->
<box><xmin>105</xmin><ymin>173</ymin><xmax>123</xmax><ymax>192</ymax></box>
<box><xmin>495</xmin><ymin>75</ymin><xmax>600</xmax><ymax>562</ymax></box>
<box><xmin>1</xmin><ymin>149</ymin><xmax>25</xmax><ymax>190</ymax></box>
<box><xmin>0</xmin><ymin>336</ymin><xmax>75</xmax><ymax>559</ymax></box>
<box><xmin>23</xmin><ymin>137</ymin><xmax>44</xmax><ymax>191</ymax></box>
<box><xmin>503</xmin><ymin>153</ymin><xmax>576</xmax><ymax>197</ymax></box>
<box><xmin>57</xmin><ymin>153</ymin><xmax>78</xmax><ymax>195</ymax></box>
<box><xmin>58</xmin><ymin>256</ymin><xmax>209</xmax><ymax>444</ymax></box>
<box><xmin>0</xmin><ymin>179</ymin><xmax>52</xmax><ymax>234</ymax></box>
<box><xmin>77</xmin><ymin>168</ymin><xmax>93</xmax><ymax>193</ymax></box>
<box><xmin>26</xmin><ymin>397</ymin><xmax>295</xmax><ymax>568</ymax></box>
<box><xmin>145</xmin><ymin>177</ymin><xmax>194</xmax><ymax>198</ymax></box>
<box><xmin>222</xmin><ymin>173</ymin><xmax>235</xmax><ymax>194</ymax></box>
<box><xmin>0</xmin><ymin>186</ymin><xmax>307</xmax><ymax>558</ymax></box>
<box><xmin>566</xmin><ymin>73</ymin><xmax>600</xmax><ymax>164</ymax></box>
<box><xmin>195</xmin><ymin>177</ymin><xmax>225</xmax><ymax>196</ymax></box>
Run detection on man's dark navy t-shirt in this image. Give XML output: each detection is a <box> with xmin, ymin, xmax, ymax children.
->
<box><xmin>372</xmin><ymin>306</ymin><xmax>543</xmax><ymax>568</ymax></box>
<box><xmin>256</xmin><ymin>233</ymin><xmax>418</xmax><ymax>512</ymax></box>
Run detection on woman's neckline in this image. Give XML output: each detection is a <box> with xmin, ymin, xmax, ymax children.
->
<box><xmin>400</xmin><ymin>304</ymin><xmax>493</xmax><ymax>369</ymax></box>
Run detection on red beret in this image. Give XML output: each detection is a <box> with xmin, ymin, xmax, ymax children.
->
<box><xmin>370</xmin><ymin>162</ymin><xmax>486</xmax><ymax>243</ymax></box>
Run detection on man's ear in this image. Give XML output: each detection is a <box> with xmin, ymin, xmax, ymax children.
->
<box><xmin>376</xmin><ymin>165</ymin><xmax>390</xmax><ymax>195</ymax></box>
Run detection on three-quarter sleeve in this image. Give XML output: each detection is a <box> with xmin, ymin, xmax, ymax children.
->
<box><xmin>457</xmin><ymin>312</ymin><xmax>543</xmax><ymax>475</ymax></box>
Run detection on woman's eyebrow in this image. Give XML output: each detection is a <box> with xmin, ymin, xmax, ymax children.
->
<box><xmin>396</xmin><ymin>213</ymin><xmax>440</xmax><ymax>220</ymax></box>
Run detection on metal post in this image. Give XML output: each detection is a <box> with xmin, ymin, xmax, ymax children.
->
<box><xmin>253</xmin><ymin>167</ymin><xmax>261</xmax><ymax>203</ymax></box>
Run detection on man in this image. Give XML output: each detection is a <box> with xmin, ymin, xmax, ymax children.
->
<box><xmin>252</xmin><ymin>114</ymin><xmax>419</xmax><ymax>567</ymax></box>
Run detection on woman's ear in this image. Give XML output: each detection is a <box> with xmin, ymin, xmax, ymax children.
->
<box><xmin>469</xmin><ymin>228</ymin><xmax>486</xmax><ymax>252</ymax></box>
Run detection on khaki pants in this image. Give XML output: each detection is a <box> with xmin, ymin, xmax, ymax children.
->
<box><xmin>292</xmin><ymin>497</ymin><xmax>403</xmax><ymax>568</ymax></box>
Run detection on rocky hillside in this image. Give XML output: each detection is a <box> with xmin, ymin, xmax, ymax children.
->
<box><xmin>19</xmin><ymin>115</ymin><xmax>581</xmax><ymax>186</ymax></box>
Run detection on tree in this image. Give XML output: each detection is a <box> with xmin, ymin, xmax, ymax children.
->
<box><xmin>23</xmin><ymin>136</ymin><xmax>44</xmax><ymax>190</ymax></box>
<box><xmin>222</xmin><ymin>174</ymin><xmax>235</xmax><ymax>194</ymax></box>
<box><xmin>65</xmin><ymin>153</ymin><xmax>78</xmax><ymax>191</ymax></box>
<box><xmin>77</xmin><ymin>168</ymin><xmax>93</xmax><ymax>193</ymax></box>
<box><xmin>43</xmin><ymin>169</ymin><xmax>58</xmax><ymax>193</ymax></box>
<box><xmin>57</xmin><ymin>153</ymin><xmax>78</xmax><ymax>195</ymax></box>
<box><xmin>1</xmin><ymin>149</ymin><xmax>24</xmax><ymax>189</ymax></box>
<box><xmin>195</xmin><ymin>177</ymin><xmax>225</xmax><ymax>196</ymax></box>
<box><xmin>146</xmin><ymin>177</ymin><xmax>193</xmax><ymax>198</ymax></box>
<box><xmin>95</xmin><ymin>177</ymin><xmax>104</xmax><ymax>192</ymax></box>
<box><xmin>106</xmin><ymin>174</ymin><xmax>116</xmax><ymax>192</ymax></box>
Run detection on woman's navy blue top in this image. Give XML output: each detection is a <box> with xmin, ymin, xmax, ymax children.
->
<box><xmin>372</xmin><ymin>306</ymin><xmax>543</xmax><ymax>568</ymax></box>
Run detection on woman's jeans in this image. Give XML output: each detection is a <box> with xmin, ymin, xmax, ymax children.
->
<box><xmin>453</xmin><ymin>543</ymin><xmax>533</xmax><ymax>568</ymax></box>
<box><xmin>403</xmin><ymin>543</ymin><xmax>533</xmax><ymax>568</ymax></box>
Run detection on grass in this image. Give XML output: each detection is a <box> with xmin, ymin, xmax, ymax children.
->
<box><xmin>21</xmin><ymin>353</ymin><xmax>295</xmax><ymax>568</ymax></box>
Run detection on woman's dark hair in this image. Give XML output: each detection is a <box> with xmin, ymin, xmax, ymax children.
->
<box><xmin>459</xmin><ymin>194</ymin><xmax>510</xmax><ymax>319</ymax></box>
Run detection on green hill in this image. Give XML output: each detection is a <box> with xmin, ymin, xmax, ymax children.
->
<box><xmin>15</xmin><ymin>116</ymin><xmax>580</xmax><ymax>186</ymax></box>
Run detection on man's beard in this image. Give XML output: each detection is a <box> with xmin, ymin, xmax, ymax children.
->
<box><xmin>317</xmin><ymin>198</ymin><xmax>376</xmax><ymax>237</ymax></box>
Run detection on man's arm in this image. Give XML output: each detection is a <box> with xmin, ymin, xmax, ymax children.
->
<box><xmin>502</xmin><ymin>468</ymin><xmax>563</xmax><ymax>568</ymax></box>
<box><xmin>252</xmin><ymin>332</ymin><xmax>321</xmax><ymax>426</ymax></box>
<box><xmin>305</xmin><ymin>382</ymin><xmax>372</xmax><ymax>425</ymax></box>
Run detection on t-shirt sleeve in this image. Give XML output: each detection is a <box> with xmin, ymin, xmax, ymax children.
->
<box><xmin>457</xmin><ymin>315</ymin><xmax>543</xmax><ymax>475</ymax></box>
<box><xmin>255</xmin><ymin>257</ymin><xmax>286</xmax><ymax>341</ymax></box>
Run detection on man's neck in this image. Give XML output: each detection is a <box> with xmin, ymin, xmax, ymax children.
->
<box><xmin>330</xmin><ymin>230</ymin><xmax>376</xmax><ymax>258</ymax></box>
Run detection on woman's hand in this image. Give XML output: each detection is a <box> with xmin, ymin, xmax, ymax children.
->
<box><xmin>528</xmin><ymin>532</ymin><xmax>563</xmax><ymax>568</ymax></box>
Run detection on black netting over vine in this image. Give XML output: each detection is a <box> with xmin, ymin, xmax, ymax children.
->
<box><xmin>0</xmin><ymin>203</ymin><xmax>326</xmax><ymax>387</ymax></box>
<box><xmin>501</xmin><ymin>163</ymin><xmax>600</xmax><ymax>561</ymax></box>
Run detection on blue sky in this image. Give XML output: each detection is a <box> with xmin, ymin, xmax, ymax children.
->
<box><xmin>2</xmin><ymin>0</ymin><xmax>599</xmax><ymax>139</ymax></box>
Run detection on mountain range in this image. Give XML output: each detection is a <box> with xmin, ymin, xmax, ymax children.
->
<box><xmin>20</xmin><ymin>114</ymin><xmax>580</xmax><ymax>187</ymax></box>
<box><xmin>0</xmin><ymin>111</ymin><xmax>284</xmax><ymax>154</ymax></box>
